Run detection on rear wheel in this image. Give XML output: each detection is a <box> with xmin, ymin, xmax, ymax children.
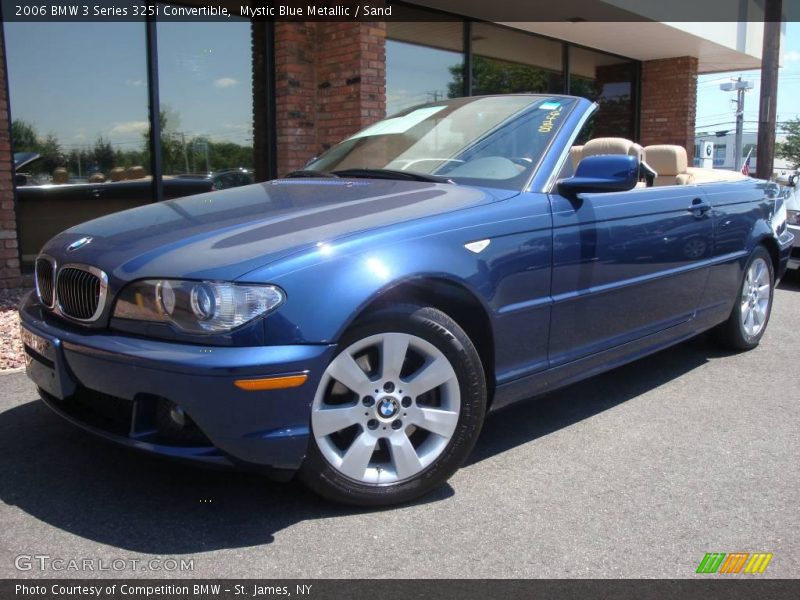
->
<box><xmin>299</xmin><ymin>305</ymin><xmax>486</xmax><ymax>506</ymax></box>
<box><xmin>714</xmin><ymin>245</ymin><xmax>774</xmax><ymax>350</ymax></box>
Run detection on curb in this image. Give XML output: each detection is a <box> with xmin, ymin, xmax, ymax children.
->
<box><xmin>0</xmin><ymin>367</ymin><xmax>25</xmax><ymax>375</ymax></box>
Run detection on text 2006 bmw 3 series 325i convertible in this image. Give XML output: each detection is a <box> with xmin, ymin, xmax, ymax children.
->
<box><xmin>19</xmin><ymin>95</ymin><xmax>794</xmax><ymax>506</ymax></box>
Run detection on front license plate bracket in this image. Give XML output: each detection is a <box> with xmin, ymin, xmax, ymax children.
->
<box><xmin>20</xmin><ymin>326</ymin><xmax>76</xmax><ymax>400</ymax></box>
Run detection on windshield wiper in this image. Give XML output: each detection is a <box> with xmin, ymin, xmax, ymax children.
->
<box><xmin>331</xmin><ymin>168</ymin><xmax>453</xmax><ymax>184</ymax></box>
<box><xmin>284</xmin><ymin>169</ymin><xmax>340</xmax><ymax>178</ymax></box>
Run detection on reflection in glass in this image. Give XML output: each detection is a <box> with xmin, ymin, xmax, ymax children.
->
<box><xmin>386</xmin><ymin>19</ymin><xmax>464</xmax><ymax>115</ymax></box>
<box><xmin>569</xmin><ymin>46</ymin><xmax>636</xmax><ymax>140</ymax></box>
<box><xmin>469</xmin><ymin>23</ymin><xmax>563</xmax><ymax>96</ymax></box>
<box><xmin>4</xmin><ymin>21</ymin><xmax>152</xmax><ymax>265</ymax></box>
<box><xmin>5</xmin><ymin>22</ymin><xmax>149</xmax><ymax>184</ymax></box>
<box><xmin>156</xmin><ymin>20</ymin><xmax>254</xmax><ymax>188</ymax></box>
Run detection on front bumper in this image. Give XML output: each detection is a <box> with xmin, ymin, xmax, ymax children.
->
<box><xmin>787</xmin><ymin>224</ymin><xmax>800</xmax><ymax>271</ymax></box>
<box><xmin>18</xmin><ymin>293</ymin><xmax>335</xmax><ymax>475</ymax></box>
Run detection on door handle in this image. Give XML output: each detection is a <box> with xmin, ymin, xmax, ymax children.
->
<box><xmin>688</xmin><ymin>198</ymin><xmax>711</xmax><ymax>216</ymax></box>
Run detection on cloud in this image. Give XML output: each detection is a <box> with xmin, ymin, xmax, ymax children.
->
<box><xmin>126</xmin><ymin>79</ymin><xmax>144</xmax><ymax>87</ymax></box>
<box><xmin>213</xmin><ymin>77</ymin><xmax>239</xmax><ymax>88</ymax></box>
<box><xmin>109</xmin><ymin>121</ymin><xmax>149</xmax><ymax>136</ymax></box>
<box><xmin>785</xmin><ymin>50</ymin><xmax>800</xmax><ymax>63</ymax></box>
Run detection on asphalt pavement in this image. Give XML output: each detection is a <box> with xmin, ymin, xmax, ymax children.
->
<box><xmin>1</xmin><ymin>279</ymin><xmax>798</xmax><ymax>579</ymax></box>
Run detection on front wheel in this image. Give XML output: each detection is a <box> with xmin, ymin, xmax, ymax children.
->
<box><xmin>714</xmin><ymin>245</ymin><xmax>775</xmax><ymax>350</ymax></box>
<box><xmin>299</xmin><ymin>305</ymin><xmax>486</xmax><ymax>506</ymax></box>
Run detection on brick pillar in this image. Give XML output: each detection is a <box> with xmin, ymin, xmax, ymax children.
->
<box><xmin>640</xmin><ymin>56</ymin><xmax>698</xmax><ymax>161</ymax></box>
<box><xmin>274</xmin><ymin>22</ymin><xmax>386</xmax><ymax>176</ymax></box>
<box><xmin>314</xmin><ymin>23</ymin><xmax>386</xmax><ymax>153</ymax></box>
<box><xmin>274</xmin><ymin>22</ymin><xmax>318</xmax><ymax>177</ymax></box>
<box><xmin>0</xmin><ymin>26</ymin><xmax>22</xmax><ymax>290</ymax></box>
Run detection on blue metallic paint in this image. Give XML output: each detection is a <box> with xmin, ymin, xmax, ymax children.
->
<box><xmin>20</xmin><ymin>95</ymin><xmax>794</xmax><ymax>476</ymax></box>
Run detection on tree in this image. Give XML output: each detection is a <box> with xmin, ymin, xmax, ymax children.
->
<box><xmin>10</xmin><ymin>119</ymin><xmax>39</xmax><ymax>153</ymax></box>
<box><xmin>448</xmin><ymin>56</ymin><xmax>552</xmax><ymax>98</ymax></box>
<box><xmin>142</xmin><ymin>108</ymin><xmax>185</xmax><ymax>174</ymax></box>
<box><xmin>39</xmin><ymin>133</ymin><xmax>62</xmax><ymax>174</ymax></box>
<box><xmin>777</xmin><ymin>118</ymin><xmax>800</xmax><ymax>169</ymax></box>
<box><xmin>92</xmin><ymin>136</ymin><xmax>115</xmax><ymax>174</ymax></box>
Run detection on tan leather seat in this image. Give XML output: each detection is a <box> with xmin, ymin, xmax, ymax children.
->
<box><xmin>569</xmin><ymin>145</ymin><xmax>584</xmax><ymax>170</ymax></box>
<box><xmin>578</xmin><ymin>138</ymin><xmax>645</xmax><ymax>187</ymax></box>
<box><xmin>125</xmin><ymin>166</ymin><xmax>147</xmax><ymax>180</ymax></box>
<box><xmin>110</xmin><ymin>167</ymin><xmax>126</xmax><ymax>182</ymax></box>
<box><xmin>52</xmin><ymin>168</ymin><xmax>69</xmax><ymax>184</ymax></box>
<box><xmin>88</xmin><ymin>173</ymin><xmax>106</xmax><ymax>183</ymax></box>
<box><xmin>644</xmin><ymin>145</ymin><xmax>694</xmax><ymax>186</ymax></box>
<box><xmin>582</xmin><ymin>137</ymin><xmax>644</xmax><ymax>162</ymax></box>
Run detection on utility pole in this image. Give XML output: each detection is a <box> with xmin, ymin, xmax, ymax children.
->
<box><xmin>180</xmin><ymin>132</ymin><xmax>189</xmax><ymax>174</ymax></box>
<box><xmin>426</xmin><ymin>90</ymin><xmax>443</xmax><ymax>102</ymax></box>
<box><xmin>720</xmin><ymin>78</ymin><xmax>753</xmax><ymax>171</ymax></box>
<box><xmin>757</xmin><ymin>0</ymin><xmax>783</xmax><ymax>180</ymax></box>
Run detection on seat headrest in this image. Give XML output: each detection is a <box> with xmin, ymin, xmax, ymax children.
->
<box><xmin>52</xmin><ymin>168</ymin><xmax>69</xmax><ymax>184</ymax></box>
<box><xmin>583</xmin><ymin>137</ymin><xmax>642</xmax><ymax>160</ymax></box>
<box><xmin>125</xmin><ymin>166</ymin><xmax>147</xmax><ymax>180</ymax></box>
<box><xmin>645</xmin><ymin>145</ymin><xmax>688</xmax><ymax>176</ymax></box>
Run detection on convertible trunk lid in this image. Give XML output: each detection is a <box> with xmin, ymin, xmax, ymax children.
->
<box><xmin>41</xmin><ymin>178</ymin><xmax>515</xmax><ymax>282</ymax></box>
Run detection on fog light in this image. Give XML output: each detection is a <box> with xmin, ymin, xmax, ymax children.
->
<box><xmin>169</xmin><ymin>405</ymin><xmax>186</xmax><ymax>428</ymax></box>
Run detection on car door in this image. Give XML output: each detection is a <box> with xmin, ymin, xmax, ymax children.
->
<box><xmin>547</xmin><ymin>185</ymin><xmax>713</xmax><ymax>366</ymax></box>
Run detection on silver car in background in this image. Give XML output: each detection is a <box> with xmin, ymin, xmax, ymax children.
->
<box><xmin>783</xmin><ymin>171</ymin><xmax>800</xmax><ymax>271</ymax></box>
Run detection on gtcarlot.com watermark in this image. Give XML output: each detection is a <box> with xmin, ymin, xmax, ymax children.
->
<box><xmin>15</xmin><ymin>554</ymin><xmax>194</xmax><ymax>573</ymax></box>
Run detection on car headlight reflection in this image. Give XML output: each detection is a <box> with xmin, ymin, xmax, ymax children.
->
<box><xmin>114</xmin><ymin>280</ymin><xmax>285</xmax><ymax>333</ymax></box>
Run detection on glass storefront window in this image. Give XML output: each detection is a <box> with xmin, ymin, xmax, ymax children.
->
<box><xmin>386</xmin><ymin>14</ymin><xmax>464</xmax><ymax>115</ymax></box>
<box><xmin>569</xmin><ymin>46</ymin><xmax>636</xmax><ymax>140</ymax></box>
<box><xmin>4</xmin><ymin>21</ymin><xmax>150</xmax><ymax>265</ymax></box>
<box><xmin>156</xmin><ymin>19</ymin><xmax>254</xmax><ymax>189</ymax></box>
<box><xmin>470</xmin><ymin>23</ymin><xmax>563</xmax><ymax>96</ymax></box>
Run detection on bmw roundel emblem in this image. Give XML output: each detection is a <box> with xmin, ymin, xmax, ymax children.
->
<box><xmin>67</xmin><ymin>236</ymin><xmax>93</xmax><ymax>252</ymax></box>
<box><xmin>378</xmin><ymin>398</ymin><xmax>398</xmax><ymax>418</ymax></box>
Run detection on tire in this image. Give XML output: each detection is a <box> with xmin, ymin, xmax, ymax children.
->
<box><xmin>299</xmin><ymin>305</ymin><xmax>487</xmax><ymax>507</ymax></box>
<box><xmin>714</xmin><ymin>245</ymin><xmax>775</xmax><ymax>351</ymax></box>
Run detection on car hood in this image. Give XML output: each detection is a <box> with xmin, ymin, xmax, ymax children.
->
<box><xmin>42</xmin><ymin>178</ymin><xmax>516</xmax><ymax>282</ymax></box>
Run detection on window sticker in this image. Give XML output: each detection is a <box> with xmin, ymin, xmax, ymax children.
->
<box><xmin>348</xmin><ymin>106</ymin><xmax>447</xmax><ymax>139</ymax></box>
<box><xmin>539</xmin><ymin>101</ymin><xmax>561</xmax><ymax>110</ymax></box>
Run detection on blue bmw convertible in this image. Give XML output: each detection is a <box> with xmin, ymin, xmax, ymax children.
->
<box><xmin>19</xmin><ymin>95</ymin><xmax>794</xmax><ymax>505</ymax></box>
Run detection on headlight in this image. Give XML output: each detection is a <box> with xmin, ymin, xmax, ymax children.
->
<box><xmin>113</xmin><ymin>280</ymin><xmax>285</xmax><ymax>333</ymax></box>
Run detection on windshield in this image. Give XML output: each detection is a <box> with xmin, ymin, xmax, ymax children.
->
<box><xmin>304</xmin><ymin>95</ymin><xmax>577</xmax><ymax>190</ymax></box>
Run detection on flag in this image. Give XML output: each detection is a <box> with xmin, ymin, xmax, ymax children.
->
<box><xmin>741</xmin><ymin>148</ymin><xmax>752</xmax><ymax>176</ymax></box>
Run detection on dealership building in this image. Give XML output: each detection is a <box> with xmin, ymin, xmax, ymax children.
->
<box><xmin>0</xmin><ymin>1</ymin><xmax>771</xmax><ymax>289</ymax></box>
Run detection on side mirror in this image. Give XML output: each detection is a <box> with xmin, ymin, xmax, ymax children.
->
<box><xmin>557</xmin><ymin>154</ymin><xmax>639</xmax><ymax>197</ymax></box>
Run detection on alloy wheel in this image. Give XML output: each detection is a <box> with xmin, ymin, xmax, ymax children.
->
<box><xmin>740</xmin><ymin>257</ymin><xmax>771</xmax><ymax>338</ymax></box>
<box><xmin>311</xmin><ymin>332</ymin><xmax>460</xmax><ymax>485</ymax></box>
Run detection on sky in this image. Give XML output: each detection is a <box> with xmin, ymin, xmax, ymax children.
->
<box><xmin>695</xmin><ymin>21</ymin><xmax>800</xmax><ymax>136</ymax></box>
<box><xmin>3</xmin><ymin>20</ymin><xmax>254</xmax><ymax>151</ymax></box>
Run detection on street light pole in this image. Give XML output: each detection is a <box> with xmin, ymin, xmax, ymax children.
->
<box><xmin>720</xmin><ymin>78</ymin><xmax>753</xmax><ymax>171</ymax></box>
